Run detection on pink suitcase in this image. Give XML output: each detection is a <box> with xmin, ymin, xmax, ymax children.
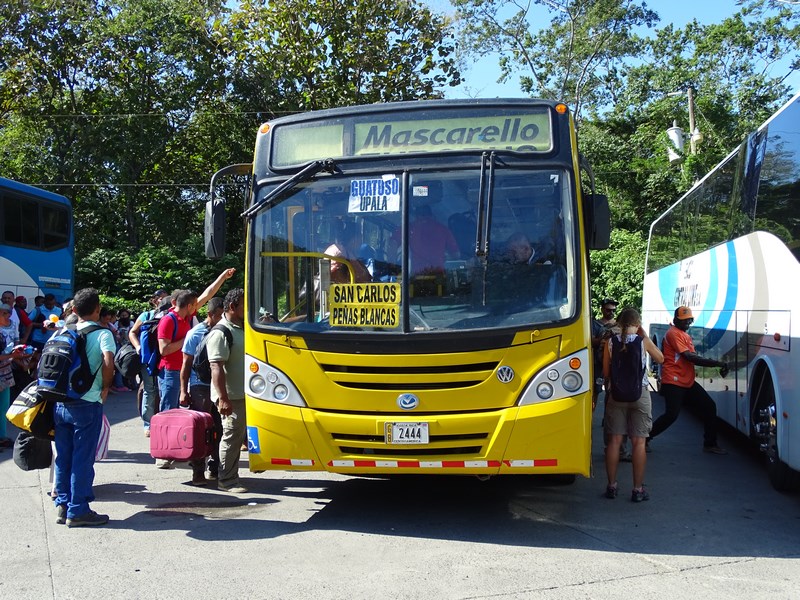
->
<box><xmin>149</xmin><ymin>408</ymin><xmax>215</xmax><ymax>461</ymax></box>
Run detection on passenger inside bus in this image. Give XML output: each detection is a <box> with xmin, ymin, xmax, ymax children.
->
<box><xmin>324</xmin><ymin>221</ymin><xmax>371</xmax><ymax>284</ymax></box>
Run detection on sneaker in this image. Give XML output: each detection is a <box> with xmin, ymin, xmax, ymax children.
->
<box><xmin>206</xmin><ymin>470</ymin><xmax>218</xmax><ymax>481</ymax></box>
<box><xmin>703</xmin><ymin>445</ymin><xmax>728</xmax><ymax>455</ymax></box>
<box><xmin>156</xmin><ymin>459</ymin><xmax>175</xmax><ymax>469</ymax></box>
<box><xmin>144</xmin><ymin>429</ymin><xmax>150</xmax><ymax>438</ymax></box>
<box><xmin>218</xmin><ymin>484</ymin><xmax>248</xmax><ymax>494</ymax></box>
<box><xmin>55</xmin><ymin>504</ymin><xmax>67</xmax><ymax>525</ymax></box>
<box><xmin>66</xmin><ymin>510</ymin><xmax>109</xmax><ymax>528</ymax></box>
<box><xmin>619</xmin><ymin>450</ymin><xmax>633</xmax><ymax>462</ymax></box>
<box><xmin>631</xmin><ymin>487</ymin><xmax>650</xmax><ymax>503</ymax></box>
<box><xmin>604</xmin><ymin>484</ymin><xmax>618</xmax><ymax>499</ymax></box>
<box><xmin>191</xmin><ymin>475</ymin><xmax>210</xmax><ymax>486</ymax></box>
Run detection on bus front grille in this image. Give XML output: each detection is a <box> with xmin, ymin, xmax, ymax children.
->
<box><xmin>319</xmin><ymin>361</ymin><xmax>499</xmax><ymax>390</ymax></box>
<box><xmin>332</xmin><ymin>431</ymin><xmax>489</xmax><ymax>457</ymax></box>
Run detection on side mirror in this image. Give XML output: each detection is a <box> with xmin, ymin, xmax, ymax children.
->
<box><xmin>205</xmin><ymin>163</ymin><xmax>252</xmax><ymax>259</ymax></box>
<box><xmin>588</xmin><ymin>193</ymin><xmax>611</xmax><ymax>250</ymax></box>
<box><xmin>204</xmin><ymin>197</ymin><xmax>226</xmax><ymax>259</ymax></box>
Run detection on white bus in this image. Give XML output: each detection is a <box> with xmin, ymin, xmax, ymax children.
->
<box><xmin>642</xmin><ymin>91</ymin><xmax>800</xmax><ymax>491</ymax></box>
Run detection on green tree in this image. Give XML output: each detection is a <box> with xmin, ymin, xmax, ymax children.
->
<box><xmin>452</xmin><ymin>0</ymin><xmax>657</xmax><ymax>120</ymax></box>
<box><xmin>590</xmin><ymin>228</ymin><xmax>647</xmax><ymax>313</ymax></box>
<box><xmin>225</xmin><ymin>0</ymin><xmax>461</xmax><ymax>112</ymax></box>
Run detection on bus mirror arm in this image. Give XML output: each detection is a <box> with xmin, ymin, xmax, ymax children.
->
<box><xmin>241</xmin><ymin>158</ymin><xmax>338</xmax><ymax>220</ymax></box>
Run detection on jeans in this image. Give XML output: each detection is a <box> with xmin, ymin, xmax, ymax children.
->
<box><xmin>140</xmin><ymin>366</ymin><xmax>159</xmax><ymax>431</ymax></box>
<box><xmin>158</xmin><ymin>368</ymin><xmax>181</xmax><ymax>413</ymax></box>
<box><xmin>54</xmin><ymin>400</ymin><xmax>103</xmax><ymax>519</ymax></box>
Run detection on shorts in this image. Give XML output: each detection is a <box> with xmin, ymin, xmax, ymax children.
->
<box><xmin>604</xmin><ymin>387</ymin><xmax>652</xmax><ymax>438</ymax></box>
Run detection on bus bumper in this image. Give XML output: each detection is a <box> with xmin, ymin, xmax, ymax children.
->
<box><xmin>245</xmin><ymin>394</ymin><xmax>591</xmax><ymax>477</ymax></box>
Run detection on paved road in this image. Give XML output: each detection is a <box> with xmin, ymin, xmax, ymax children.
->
<box><xmin>2</xmin><ymin>390</ymin><xmax>799</xmax><ymax>600</ymax></box>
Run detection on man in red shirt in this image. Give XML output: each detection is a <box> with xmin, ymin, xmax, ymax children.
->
<box><xmin>650</xmin><ymin>306</ymin><xmax>729</xmax><ymax>454</ymax></box>
<box><xmin>156</xmin><ymin>269</ymin><xmax>236</xmax><ymax>416</ymax></box>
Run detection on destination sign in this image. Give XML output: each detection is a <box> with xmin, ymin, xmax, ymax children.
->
<box><xmin>269</xmin><ymin>107</ymin><xmax>554</xmax><ymax>167</ymax></box>
<box><xmin>329</xmin><ymin>283</ymin><xmax>401</xmax><ymax>328</ymax></box>
<box><xmin>348</xmin><ymin>176</ymin><xmax>400</xmax><ymax>214</ymax></box>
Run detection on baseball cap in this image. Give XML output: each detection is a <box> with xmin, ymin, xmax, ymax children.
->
<box><xmin>674</xmin><ymin>306</ymin><xmax>694</xmax><ymax>320</ymax></box>
<box><xmin>0</xmin><ymin>303</ymin><xmax>12</xmax><ymax>314</ymax></box>
<box><xmin>153</xmin><ymin>289</ymin><xmax>168</xmax><ymax>298</ymax></box>
<box><xmin>601</xmin><ymin>297</ymin><xmax>618</xmax><ymax>307</ymax></box>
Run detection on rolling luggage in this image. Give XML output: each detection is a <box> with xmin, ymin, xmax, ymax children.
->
<box><xmin>149</xmin><ymin>408</ymin><xmax>215</xmax><ymax>461</ymax></box>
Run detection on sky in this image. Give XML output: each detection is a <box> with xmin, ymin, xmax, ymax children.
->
<box><xmin>425</xmin><ymin>0</ymin><xmax>800</xmax><ymax>99</ymax></box>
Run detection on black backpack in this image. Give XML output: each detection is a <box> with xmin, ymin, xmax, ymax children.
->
<box><xmin>609</xmin><ymin>334</ymin><xmax>645</xmax><ymax>403</ymax></box>
<box><xmin>114</xmin><ymin>341</ymin><xmax>142</xmax><ymax>381</ymax></box>
<box><xmin>192</xmin><ymin>324</ymin><xmax>233</xmax><ymax>384</ymax></box>
<box><xmin>36</xmin><ymin>325</ymin><xmax>105</xmax><ymax>402</ymax></box>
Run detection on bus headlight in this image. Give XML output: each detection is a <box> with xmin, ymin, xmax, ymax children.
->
<box><xmin>245</xmin><ymin>356</ymin><xmax>307</xmax><ymax>407</ymax></box>
<box><xmin>249</xmin><ymin>375</ymin><xmax>267</xmax><ymax>395</ymax></box>
<box><xmin>562</xmin><ymin>371</ymin><xmax>582</xmax><ymax>393</ymax></box>
<box><xmin>519</xmin><ymin>348</ymin><xmax>590</xmax><ymax>406</ymax></box>
<box><xmin>536</xmin><ymin>382</ymin><xmax>554</xmax><ymax>399</ymax></box>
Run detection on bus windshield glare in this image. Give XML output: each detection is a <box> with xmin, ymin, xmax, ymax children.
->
<box><xmin>250</xmin><ymin>167</ymin><xmax>576</xmax><ymax>332</ymax></box>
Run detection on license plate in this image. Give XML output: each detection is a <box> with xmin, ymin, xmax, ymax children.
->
<box><xmin>385</xmin><ymin>422</ymin><xmax>429</xmax><ymax>445</ymax></box>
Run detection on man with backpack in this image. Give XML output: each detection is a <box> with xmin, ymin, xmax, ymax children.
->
<box><xmin>649</xmin><ymin>306</ymin><xmax>730</xmax><ymax>455</ymax></box>
<box><xmin>178</xmin><ymin>297</ymin><xmax>225</xmax><ymax>485</ymax></box>
<box><xmin>208</xmin><ymin>288</ymin><xmax>247</xmax><ymax>494</ymax></box>
<box><xmin>52</xmin><ymin>287</ymin><xmax>115</xmax><ymax>527</ymax></box>
<box><xmin>128</xmin><ymin>289</ymin><xmax>170</xmax><ymax>437</ymax></box>
<box><xmin>602</xmin><ymin>307</ymin><xmax>663</xmax><ymax>503</ymax></box>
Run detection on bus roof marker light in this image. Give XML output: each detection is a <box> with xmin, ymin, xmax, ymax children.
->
<box><xmin>555</xmin><ymin>104</ymin><xmax>568</xmax><ymax>114</ymax></box>
<box><xmin>260</xmin><ymin>123</ymin><xmax>270</xmax><ymax>134</ymax></box>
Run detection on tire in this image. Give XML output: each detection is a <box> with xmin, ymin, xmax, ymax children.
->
<box><xmin>753</xmin><ymin>368</ymin><xmax>796</xmax><ymax>492</ymax></box>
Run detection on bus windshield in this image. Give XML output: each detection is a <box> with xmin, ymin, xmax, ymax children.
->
<box><xmin>250</xmin><ymin>166</ymin><xmax>576</xmax><ymax>333</ymax></box>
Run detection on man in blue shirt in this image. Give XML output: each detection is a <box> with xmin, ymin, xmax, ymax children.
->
<box><xmin>29</xmin><ymin>293</ymin><xmax>63</xmax><ymax>351</ymax></box>
<box><xmin>54</xmin><ymin>288</ymin><xmax>116</xmax><ymax>527</ymax></box>
<box><xmin>179</xmin><ymin>297</ymin><xmax>224</xmax><ymax>485</ymax></box>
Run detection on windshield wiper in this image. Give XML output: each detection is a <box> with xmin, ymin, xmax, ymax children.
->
<box><xmin>241</xmin><ymin>158</ymin><xmax>339</xmax><ymax>220</ymax></box>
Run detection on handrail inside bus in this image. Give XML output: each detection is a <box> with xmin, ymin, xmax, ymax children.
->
<box><xmin>261</xmin><ymin>251</ymin><xmax>356</xmax><ymax>285</ymax></box>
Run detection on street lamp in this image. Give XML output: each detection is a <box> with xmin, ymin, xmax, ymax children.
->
<box><xmin>666</xmin><ymin>87</ymin><xmax>703</xmax><ymax>163</ymax></box>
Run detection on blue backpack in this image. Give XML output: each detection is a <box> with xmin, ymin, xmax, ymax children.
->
<box><xmin>139</xmin><ymin>310</ymin><xmax>178</xmax><ymax>376</ymax></box>
<box><xmin>36</xmin><ymin>325</ymin><xmax>105</xmax><ymax>402</ymax></box>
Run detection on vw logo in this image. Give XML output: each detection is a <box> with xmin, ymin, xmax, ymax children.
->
<box><xmin>397</xmin><ymin>393</ymin><xmax>419</xmax><ymax>410</ymax></box>
<box><xmin>497</xmin><ymin>366</ymin><xmax>515</xmax><ymax>383</ymax></box>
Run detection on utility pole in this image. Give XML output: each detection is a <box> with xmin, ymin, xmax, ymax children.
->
<box><xmin>687</xmin><ymin>87</ymin><xmax>698</xmax><ymax>155</ymax></box>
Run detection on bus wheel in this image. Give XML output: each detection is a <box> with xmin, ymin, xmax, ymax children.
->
<box><xmin>753</xmin><ymin>368</ymin><xmax>796</xmax><ymax>492</ymax></box>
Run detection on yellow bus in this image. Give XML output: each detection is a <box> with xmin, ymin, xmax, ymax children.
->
<box><xmin>206</xmin><ymin>99</ymin><xmax>610</xmax><ymax>478</ymax></box>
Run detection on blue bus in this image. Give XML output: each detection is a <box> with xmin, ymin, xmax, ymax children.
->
<box><xmin>0</xmin><ymin>177</ymin><xmax>74</xmax><ymax>304</ymax></box>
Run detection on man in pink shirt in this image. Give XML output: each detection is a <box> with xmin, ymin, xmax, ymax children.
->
<box><xmin>408</xmin><ymin>204</ymin><xmax>459</xmax><ymax>276</ymax></box>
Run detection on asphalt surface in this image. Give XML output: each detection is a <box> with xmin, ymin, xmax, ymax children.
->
<box><xmin>2</xmin><ymin>389</ymin><xmax>800</xmax><ymax>600</ymax></box>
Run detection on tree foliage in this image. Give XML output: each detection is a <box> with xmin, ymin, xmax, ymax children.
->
<box><xmin>452</xmin><ymin>0</ymin><xmax>658</xmax><ymax>120</ymax></box>
<box><xmin>0</xmin><ymin>0</ymin><xmax>461</xmax><ymax>302</ymax></box>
